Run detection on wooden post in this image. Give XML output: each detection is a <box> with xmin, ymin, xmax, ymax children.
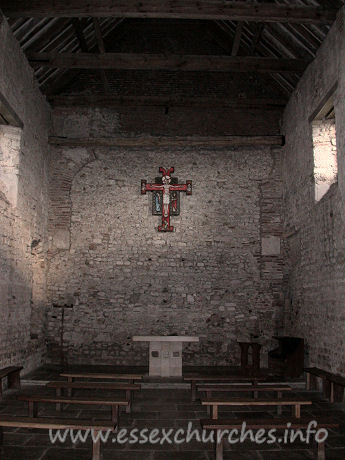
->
<box><xmin>8</xmin><ymin>371</ymin><xmax>20</xmax><ymax>389</ymax></box>
<box><xmin>238</xmin><ymin>342</ymin><xmax>250</xmax><ymax>371</ymax></box>
<box><xmin>211</xmin><ymin>405</ymin><xmax>218</xmax><ymax>420</ymax></box>
<box><xmin>317</xmin><ymin>439</ymin><xmax>326</xmax><ymax>460</ymax></box>
<box><xmin>191</xmin><ymin>381</ymin><xmax>197</xmax><ymax>402</ymax></box>
<box><xmin>56</xmin><ymin>388</ymin><xmax>62</xmax><ymax>412</ymax></box>
<box><xmin>277</xmin><ymin>391</ymin><xmax>282</xmax><ymax>415</ymax></box>
<box><xmin>111</xmin><ymin>405</ymin><xmax>119</xmax><ymax>424</ymax></box>
<box><xmin>67</xmin><ymin>377</ymin><xmax>73</xmax><ymax>397</ymax></box>
<box><xmin>215</xmin><ymin>432</ymin><xmax>224</xmax><ymax>460</ymax></box>
<box><xmin>28</xmin><ymin>401</ymin><xmax>38</xmax><ymax>418</ymax></box>
<box><xmin>294</xmin><ymin>404</ymin><xmax>301</xmax><ymax>418</ymax></box>
<box><xmin>330</xmin><ymin>382</ymin><xmax>334</xmax><ymax>403</ymax></box>
<box><xmin>306</xmin><ymin>372</ymin><xmax>311</xmax><ymax>390</ymax></box>
<box><xmin>125</xmin><ymin>390</ymin><xmax>131</xmax><ymax>413</ymax></box>
<box><xmin>251</xmin><ymin>343</ymin><xmax>262</xmax><ymax>375</ymax></box>
<box><xmin>92</xmin><ymin>431</ymin><xmax>101</xmax><ymax>460</ymax></box>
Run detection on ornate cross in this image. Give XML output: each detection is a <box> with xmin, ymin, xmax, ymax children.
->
<box><xmin>141</xmin><ymin>167</ymin><xmax>192</xmax><ymax>232</ymax></box>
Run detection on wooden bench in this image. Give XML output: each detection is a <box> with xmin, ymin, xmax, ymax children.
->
<box><xmin>17</xmin><ymin>394</ymin><xmax>129</xmax><ymax>425</ymax></box>
<box><xmin>46</xmin><ymin>381</ymin><xmax>140</xmax><ymax>413</ymax></box>
<box><xmin>197</xmin><ymin>383</ymin><xmax>292</xmax><ymax>400</ymax></box>
<box><xmin>201</xmin><ymin>417</ymin><xmax>339</xmax><ymax>460</ymax></box>
<box><xmin>60</xmin><ymin>372</ymin><xmax>143</xmax><ymax>384</ymax></box>
<box><xmin>0</xmin><ymin>366</ymin><xmax>23</xmax><ymax>398</ymax></box>
<box><xmin>0</xmin><ymin>416</ymin><xmax>114</xmax><ymax>460</ymax></box>
<box><xmin>184</xmin><ymin>375</ymin><xmax>268</xmax><ymax>401</ymax></box>
<box><xmin>305</xmin><ymin>367</ymin><xmax>345</xmax><ymax>403</ymax></box>
<box><xmin>201</xmin><ymin>397</ymin><xmax>312</xmax><ymax>419</ymax></box>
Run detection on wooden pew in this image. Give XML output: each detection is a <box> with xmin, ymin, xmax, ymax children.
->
<box><xmin>305</xmin><ymin>367</ymin><xmax>345</xmax><ymax>403</ymax></box>
<box><xmin>201</xmin><ymin>397</ymin><xmax>312</xmax><ymax>419</ymax></box>
<box><xmin>201</xmin><ymin>417</ymin><xmax>339</xmax><ymax>460</ymax></box>
<box><xmin>60</xmin><ymin>372</ymin><xmax>143</xmax><ymax>385</ymax></box>
<box><xmin>184</xmin><ymin>375</ymin><xmax>268</xmax><ymax>401</ymax></box>
<box><xmin>47</xmin><ymin>381</ymin><xmax>141</xmax><ymax>413</ymax></box>
<box><xmin>197</xmin><ymin>384</ymin><xmax>292</xmax><ymax>413</ymax></box>
<box><xmin>0</xmin><ymin>416</ymin><xmax>114</xmax><ymax>460</ymax></box>
<box><xmin>0</xmin><ymin>366</ymin><xmax>23</xmax><ymax>398</ymax></box>
<box><xmin>60</xmin><ymin>372</ymin><xmax>143</xmax><ymax>397</ymax></box>
<box><xmin>17</xmin><ymin>394</ymin><xmax>129</xmax><ymax>424</ymax></box>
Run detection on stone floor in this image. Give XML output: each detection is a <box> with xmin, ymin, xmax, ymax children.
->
<box><xmin>0</xmin><ymin>366</ymin><xmax>344</xmax><ymax>459</ymax></box>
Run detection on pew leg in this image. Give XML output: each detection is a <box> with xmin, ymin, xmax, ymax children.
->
<box><xmin>67</xmin><ymin>377</ymin><xmax>73</xmax><ymax>397</ymax></box>
<box><xmin>316</xmin><ymin>439</ymin><xmax>325</xmax><ymax>460</ymax></box>
<box><xmin>277</xmin><ymin>391</ymin><xmax>282</xmax><ymax>415</ymax></box>
<box><xmin>28</xmin><ymin>401</ymin><xmax>38</xmax><ymax>418</ymax></box>
<box><xmin>8</xmin><ymin>371</ymin><xmax>20</xmax><ymax>390</ymax></box>
<box><xmin>56</xmin><ymin>388</ymin><xmax>62</xmax><ymax>412</ymax></box>
<box><xmin>112</xmin><ymin>405</ymin><xmax>119</xmax><ymax>425</ymax></box>
<box><xmin>92</xmin><ymin>431</ymin><xmax>101</xmax><ymax>460</ymax></box>
<box><xmin>191</xmin><ymin>382</ymin><xmax>197</xmax><ymax>402</ymax></box>
<box><xmin>211</xmin><ymin>405</ymin><xmax>218</xmax><ymax>420</ymax></box>
<box><xmin>294</xmin><ymin>404</ymin><xmax>301</xmax><ymax>418</ymax></box>
<box><xmin>330</xmin><ymin>382</ymin><xmax>334</xmax><ymax>403</ymax></box>
<box><xmin>215</xmin><ymin>432</ymin><xmax>224</xmax><ymax>460</ymax></box>
<box><xmin>125</xmin><ymin>390</ymin><xmax>131</xmax><ymax>413</ymax></box>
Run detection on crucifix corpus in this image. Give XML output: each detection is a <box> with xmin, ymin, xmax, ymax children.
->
<box><xmin>141</xmin><ymin>167</ymin><xmax>192</xmax><ymax>232</ymax></box>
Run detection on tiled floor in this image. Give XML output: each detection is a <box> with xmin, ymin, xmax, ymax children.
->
<box><xmin>0</xmin><ymin>366</ymin><xmax>344</xmax><ymax>459</ymax></box>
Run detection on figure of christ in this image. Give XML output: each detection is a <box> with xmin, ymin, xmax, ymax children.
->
<box><xmin>141</xmin><ymin>167</ymin><xmax>192</xmax><ymax>232</ymax></box>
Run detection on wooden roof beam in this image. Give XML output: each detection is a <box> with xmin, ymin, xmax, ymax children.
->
<box><xmin>49</xmin><ymin>94</ymin><xmax>288</xmax><ymax>109</ymax></box>
<box><xmin>28</xmin><ymin>52</ymin><xmax>309</xmax><ymax>73</ymax></box>
<box><xmin>1</xmin><ymin>1</ymin><xmax>337</xmax><ymax>24</ymax></box>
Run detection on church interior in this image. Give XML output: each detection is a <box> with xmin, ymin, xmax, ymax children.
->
<box><xmin>0</xmin><ymin>1</ymin><xmax>344</xmax><ymax>459</ymax></box>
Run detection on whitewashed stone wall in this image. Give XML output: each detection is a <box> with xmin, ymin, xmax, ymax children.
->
<box><xmin>0</xmin><ymin>15</ymin><xmax>50</xmax><ymax>372</ymax></box>
<box><xmin>282</xmin><ymin>6</ymin><xmax>345</xmax><ymax>376</ymax></box>
<box><xmin>46</xmin><ymin>136</ymin><xmax>285</xmax><ymax>366</ymax></box>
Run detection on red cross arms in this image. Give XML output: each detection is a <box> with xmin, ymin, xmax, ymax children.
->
<box><xmin>141</xmin><ymin>167</ymin><xmax>192</xmax><ymax>232</ymax></box>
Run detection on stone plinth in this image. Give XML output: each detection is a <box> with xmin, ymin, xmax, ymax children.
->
<box><xmin>133</xmin><ymin>336</ymin><xmax>199</xmax><ymax>377</ymax></box>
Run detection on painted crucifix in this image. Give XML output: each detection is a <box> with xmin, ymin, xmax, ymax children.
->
<box><xmin>141</xmin><ymin>167</ymin><xmax>192</xmax><ymax>232</ymax></box>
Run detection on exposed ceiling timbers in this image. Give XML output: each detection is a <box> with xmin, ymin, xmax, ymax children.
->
<box><xmin>72</xmin><ymin>18</ymin><xmax>89</xmax><ymax>52</ymax></box>
<box><xmin>49</xmin><ymin>134</ymin><xmax>284</xmax><ymax>148</ymax></box>
<box><xmin>32</xmin><ymin>17</ymin><xmax>125</xmax><ymax>90</ymax></box>
<box><xmin>250</xmin><ymin>23</ymin><xmax>265</xmax><ymax>54</ymax></box>
<box><xmin>27</xmin><ymin>52</ymin><xmax>310</xmax><ymax>73</ymax></box>
<box><xmin>217</xmin><ymin>20</ymin><xmax>296</xmax><ymax>94</ymax></box>
<box><xmin>49</xmin><ymin>94</ymin><xmax>288</xmax><ymax>109</ymax></box>
<box><xmin>2</xmin><ymin>1</ymin><xmax>338</xmax><ymax>24</ymax></box>
<box><xmin>231</xmin><ymin>21</ymin><xmax>244</xmax><ymax>56</ymax></box>
<box><xmin>92</xmin><ymin>17</ymin><xmax>111</xmax><ymax>93</ymax></box>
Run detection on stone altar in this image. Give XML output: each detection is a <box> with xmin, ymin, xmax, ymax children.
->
<box><xmin>132</xmin><ymin>336</ymin><xmax>199</xmax><ymax>377</ymax></box>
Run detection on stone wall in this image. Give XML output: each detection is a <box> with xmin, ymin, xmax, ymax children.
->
<box><xmin>281</xmin><ymin>7</ymin><xmax>345</xmax><ymax>376</ymax></box>
<box><xmin>0</xmin><ymin>15</ymin><xmax>50</xmax><ymax>372</ymax></box>
<box><xmin>46</xmin><ymin>113</ymin><xmax>285</xmax><ymax>365</ymax></box>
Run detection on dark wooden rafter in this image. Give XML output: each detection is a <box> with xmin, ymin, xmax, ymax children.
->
<box><xmin>92</xmin><ymin>17</ymin><xmax>111</xmax><ymax>93</ymax></box>
<box><xmin>49</xmin><ymin>94</ymin><xmax>287</xmax><ymax>109</ymax></box>
<box><xmin>250</xmin><ymin>23</ymin><xmax>265</xmax><ymax>54</ymax></box>
<box><xmin>1</xmin><ymin>1</ymin><xmax>337</xmax><ymax>24</ymax></box>
<box><xmin>49</xmin><ymin>135</ymin><xmax>284</xmax><ymax>147</ymax></box>
<box><xmin>72</xmin><ymin>18</ymin><xmax>89</xmax><ymax>51</ymax></box>
<box><xmin>231</xmin><ymin>22</ymin><xmax>244</xmax><ymax>56</ymax></box>
<box><xmin>27</xmin><ymin>52</ymin><xmax>309</xmax><ymax>73</ymax></box>
<box><xmin>40</xmin><ymin>18</ymin><xmax>125</xmax><ymax>94</ymax></box>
